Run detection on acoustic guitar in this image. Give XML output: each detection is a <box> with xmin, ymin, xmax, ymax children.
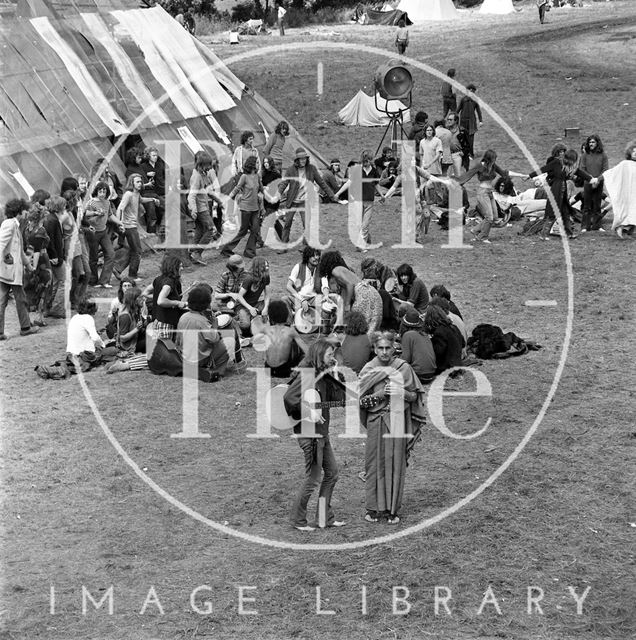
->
<box><xmin>265</xmin><ymin>384</ymin><xmax>381</xmax><ymax>431</ymax></box>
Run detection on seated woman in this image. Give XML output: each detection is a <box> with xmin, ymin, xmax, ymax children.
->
<box><xmin>393</xmin><ymin>263</ymin><xmax>429</xmax><ymax>314</ymax></box>
<box><xmin>338</xmin><ymin>311</ymin><xmax>372</xmax><ymax>374</ymax></box>
<box><xmin>492</xmin><ymin>176</ymin><xmax>546</xmax><ymax>219</ymax></box>
<box><xmin>66</xmin><ymin>297</ymin><xmax>117</xmax><ymax>371</ymax></box>
<box><xmin>148</xmin><ymin>254</ymin><xmax>187</xmax><ymax>340</ymax></box>
<box><xmin>429</xmin><ymin>284</ymin><xmax>463</xmax><ymax>319</ymax></box>
<box><xmin>398</xmin><ymin>309</ymin><xmax>437</xmax><ymax>384</ymax></box>
<box><xmin>423</xmin><ymin>304</ymin><xmax>463</xmax><ymax>374</ymax></box>
<box><xmin>235</xmin><ymin>256</ymin><xmax>270</xmax><ymax>338</ymax></box>
<box><xmin>429</xmin><ymin>296</ymin><xmax>467</xmax><ymax>360</ymax></box>
<box><xmin>253</xmin><ymin>299</ymin><xmax>307</xmax><ymax>378</ymax></box>
<box><xmin>106</xmin><ymin>277</ymin><xmax>136</xmax><ymax>339</ymax></box>
<box><xmin>176</xmin><ymin>286</ymin><xmax>229</xmax><ymax>382</ymax></box>
<box><xmin>360</xmin><ymin>257</ymin><xmax>398</xmax><ymax>331</ymax></box>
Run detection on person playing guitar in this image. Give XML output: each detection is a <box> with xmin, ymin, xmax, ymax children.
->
<box><xmin>283</xmin><ymin>338</ymin><xmax>348</xmax><ymax>531</ymax></box>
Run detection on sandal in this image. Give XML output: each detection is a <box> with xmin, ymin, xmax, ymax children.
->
<box><xmin>387</xmin><ymin>514</ymin><xmax>401</xmax><ymax>525</ymax></box>
<box><xmin>364</xmin><ymin>512</ymin><xmax>379</xmax><ymax>523</ymax></box>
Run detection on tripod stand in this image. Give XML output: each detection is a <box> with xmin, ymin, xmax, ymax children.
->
<box><xmin>373</xmin><ymin>92</ymin><xmax>411</xmax><ymax>157</ymax></box>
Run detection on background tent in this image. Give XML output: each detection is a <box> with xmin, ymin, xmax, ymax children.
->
<box><xmin>338</xmin><ymin>91</ymin><xmax>412</xmax><ymax>127</ymax></box>
<box><xmin>396</xmin><ymin>0</ymin><xmax>458</xmax><ymax>22</ymax></box>
<box><xmin>0</xmin><ymin>0</ymin><xmax>327</xmax><ymax>199</ymax></box>
<box><xmin>479</xmin><ymin>0</ymin><xmax>515</xmax><ymax>14</ymax></box>
<box><xmin>365</xmin><ymin>8</ymin><xmax>412</xmax><ymax>25</ymax></box>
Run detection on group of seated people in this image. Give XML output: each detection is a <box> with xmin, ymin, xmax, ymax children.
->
<box><xmin>63</xmin><ymin>246</ymin><xmax>468</xmax><ymax>389</ymax></box>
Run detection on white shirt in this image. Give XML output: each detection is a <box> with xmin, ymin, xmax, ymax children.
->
<box><xmin>66</xmin><ymin>313</ymin><xmax>104</xmax><ymax>355</ymax></box>
<box><xmin>289</xmin><ymin>263</ymin><xmax>315</xmax><ymax>298</ymax></box>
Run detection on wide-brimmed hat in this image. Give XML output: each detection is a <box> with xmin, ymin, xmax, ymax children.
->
<box><xmin>227</xmin><ymin>254</ymin><xmax>244</xmax><ymax>269</ymax></box>
<box><xmin>295</xmin><ymin>147</ymin><xmax>309</xmax><ymax>160</ymax></box>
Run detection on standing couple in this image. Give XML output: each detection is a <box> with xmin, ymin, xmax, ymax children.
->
<box><xmin>283</xmin><ymin>332</ymin><xmax>427</xmax><ymax>531</ymax></box>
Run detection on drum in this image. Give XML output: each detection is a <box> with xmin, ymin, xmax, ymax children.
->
<box><xmin>226</xmin><ymin>299</ymin><xmax>236</xmax><ymax>310</ymax></box>
<box><xmin>294</xmin><ymin>307</ymin><xmax>317</xmax><ymax>334</ymax></box>
<box><xmin>384</xmin><ymin>277</ymin><xmax>397</xmax><ymax>293</ymax></box>
<box><xmin>216</xmin><ymin>313</ymin><xmax>233</xmax><ymax>329</ymax></box>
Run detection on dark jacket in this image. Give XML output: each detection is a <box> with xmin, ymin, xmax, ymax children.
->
<box><xmin>43</xmin><ymin>213</ymin><xmax>65</xmax><ymax>263</ymax></box>
<box><xmin>431</xmin><ymin>323</ymin><xmax>463</xmax><ymax>373</ymax></box>
<box><xmin>278</xmin><ymin>163</ymin><xmax>336</xmax><ymax>208</ymax></box>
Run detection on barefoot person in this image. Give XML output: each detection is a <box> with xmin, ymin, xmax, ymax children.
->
<box><xmin>359</xmin><ymin>331</ymin><xmax>427</xmax><ymax>524</ymax></box>
<box><xmin>284</xmin><ymin>338</ymin><xmax>347</xmax><ymax>531</ymax></box>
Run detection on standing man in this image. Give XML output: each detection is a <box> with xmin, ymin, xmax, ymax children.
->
<box><xmin>537</xmin><ymin>0</ymin><xmax>548</xmax><ymax>24</ymax></box>
<box><xmin>358</xmin><ymin>150</ymin><xmax>384</xmax><ymax>251</ymax></box>
<box><xmin>446</xmin><ymin>111</ymin><xmax>470</xmax><ymax>177</ymax></box>
<box><xmin>276</xmin><ymin>148</ymin><xmax>338</xmax><ymax>251</ymax></box>
<box><xmin>457</xmin><ymin>84</ymin><xmax>483</xmax><ymax>170</ymax></box>
<box><xmin>441</xmin><ymin>68</ymin><xmax>457</xmax><ymax>117</ymax></box>
<box><xmin>277</xmin><ymin>1</ymin><xmax>286</xmax><ymax>36</ymax></box>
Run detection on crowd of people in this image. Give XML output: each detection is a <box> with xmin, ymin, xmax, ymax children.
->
<box><xmin>1</xmin><ymin>113</ymin><xmax>634</xmax><ymax>530</ymax></box>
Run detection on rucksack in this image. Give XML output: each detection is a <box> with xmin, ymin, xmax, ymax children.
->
<box><xmin>34</xmin><ymin>361</ymin><xmax>71</xmax><ymax>380</ymax></box>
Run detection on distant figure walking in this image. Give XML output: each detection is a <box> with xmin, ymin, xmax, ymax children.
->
<box><xmin>457</xmin><ymin>84</ymin><xmax>483</xmax><ymax>170</ymax></box>
<box><xmin>441</xmin><ymin>68</ymin><xmax>457</xmax><ymax>116</ymax></box>
<box><xmin>537</xmin><ymin>0</ymin><xmax>548</xmax><ymax>25</ymax></box>
<box><xmin>277</xmin><ymin>1</ymin><xmax>286</xmax><ymax>36</ymax></box>
<box><xmin>395</xmin><ymin>19</ymin><xmax>409</xmax><ymax>55</ymax></box>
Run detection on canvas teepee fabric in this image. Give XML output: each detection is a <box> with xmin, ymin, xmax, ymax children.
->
<box><xmin>338</xmin><ymin>91</ymin><xmax>411</xmax><ymax>127</ymax></box>
<box><xmin>479</xmin><ymin>0</ymin><xmax>515</xmax><ymax>15</ymax></box>
<box><xmin>0</xmin><ymin>1</ymin><xmax>327</xmax><ymax>199</ymax></box>
<box><xmin>396</xmin><ymin>0</ymin><xmax>458</xmax><ymax>22</ymax></box>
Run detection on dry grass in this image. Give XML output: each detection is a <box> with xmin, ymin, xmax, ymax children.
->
<box><xmin>2</xmin><ymin>2</ymin><xmax>636</xmax><ymax>639</ymax></box>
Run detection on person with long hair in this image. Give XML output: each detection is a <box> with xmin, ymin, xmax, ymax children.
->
<box><xmin>262</xmin><ymin>121</ymin><xmax>289</xmax><ymax>174</ymax></box>
<box><xmin>22</xmin><ymin>204</ymin><xmax>52</xmax><ymax>328</ymax></box>
<box><xmin>232</xmin><ymin>130</ymin><xmax>261</xmax><ymax>178</ymax></box>
<box><xmin>41</xmin><ymin>193</ymin><xmax>66</xmax><ymax>318</ymax></box>
<box><xmin>115</xmin><ymin>173</ymin><xmax>159</xmax><ymax>280</ymax></box>
<box><xmin>359</xmin><ymin>331</ymin><xmax>427</xmax><ymax>524</ymax></box>
<box><xmin>90</xmin><ymin>157</ymin><xmax>123</xmax><ymax>208</ymax></box>
<box><xmin>187</xmin><ymin>152</ymin><xmax>223</xmax><ymax>266</ymax></box>
<box><xmin>314</xmin><ymin>250</ymin><xmax>382</xmax><ymax>334</ymax></box>
<box><xmin>580</xmin><ymin>135</ymin><xmax>609</xmax><ymax>233</ymax></box>
<box><xmin>235</xmin><ymin>256</ymin><xmax>270</xmax><ymax>337</ymax></box>
<box><xmin>419</xmin><ymin>124</ymin><xmax>443</xmax><ymax>176</ymax></box>
<box><xmin>150</xmin><ymin>253</ymin><xmax>187</xmax><ymax>340</ymax></box>
<box><xmin>285</xmin><ymin>245</ymin><xmax>321</xmax><ymax>315</ymax></box>
<box><xmin>106</xmin><ymin>276</ymin><xmax>136</xmax><ymax>339</ymax></box>
<box><xmin>221</xmin><ymin>155</ymin><xmax>270</xmax><ymax>259</ymax></box>
<box><xmin>0</xmin><ymin>199</ymin><xmax>38</xmax><ymax>339</ymax></box>
<box><xmin>423</xmin><ymin>304</ymin><xmax>463</xmax><ymax>373</ymax></box>
<box><xmin>525</xmin><ymin>144</ymin><xmax>596</xmax><ymax>240</ymax></box>
<box><xmin>276</xmin><ymin>148</ymin><xmax>338</xmax><ymax>249</ymax></box>
<box><xmin>393</xmin><ymin>263</ymin><xmax>429</xmax><ymax>314</ymax></box>
<box><xmin>283</xmin><ymin>337</ymin><xmax>347</xmax><ymax>531</ymax></box>
<box><xmin>339</xmin><ymin>310</ymin><xmax>372</xmax><ymax>374</ymax></box>
<box><xmin>456</xmin><ymin>149</ymin><xmax>509</xmax><ymax>243</ymax></box>
<box><xmin>84</xmin><ymin>181</ymin><xmax>121</xmax><ymax>288</ymax></box>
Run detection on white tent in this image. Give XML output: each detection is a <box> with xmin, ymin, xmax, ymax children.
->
<box><xmin>338</xmin><ymin>91</ymin><xmax>412</xmax><ymax>127</ymax></box>
<box><xmin>479</xmin><ymin>0</ymin><xmax>515</xmax><ymax>15</ymax></box>
<box><xmin>396</xmin><ymin>0</ymin><xmax>458</xmax><ymax>22</ymax></box>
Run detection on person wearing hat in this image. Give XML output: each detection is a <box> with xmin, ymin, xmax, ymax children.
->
<box><xmin>276</xmin><ymin>148</ymin><xmax>339</xmax><ymax>249</ymax></box>
<box><xmin>399</xmin><ymin>308</ymin><xmax>436</xmax><ymax>384</ymax></box>
<box><xmin>214</xmin><ymin>254</ymin><xmax>246</xmax><ymax>314</ymax></box>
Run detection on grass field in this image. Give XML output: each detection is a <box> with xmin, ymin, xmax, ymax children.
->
<box><xmin>2</xmin><ymin>2</ymin><xmax>635</xmax><ymax>639</ymax></box>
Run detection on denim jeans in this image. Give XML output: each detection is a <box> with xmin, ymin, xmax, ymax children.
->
<box><xmin>290</xmin><ymin>436</ymin><xmax>339</xmax><ymax>527</ymax></box>
<box><xmin>88</xmin><ymin>229</ymin><xmax>115</xmax><ymax>285</ymax></box>
<box><xmin>475</xmin><ymin>187</ymin><xmax>496</xmax><ymax>240</ymax></box>
<box><xmin>193</xmin><ymin>210</ymin><xmax>214</xmax><ymax>256</ymax></box>
<box><xmin>116</xmin><ymin>227</ymin><xmax>142</xmax><ymax>278</ymax></box>
<box><xmin>0</xmin><ymin>282</ymin><xmax>31</xmax><ymax>334</ymax></box>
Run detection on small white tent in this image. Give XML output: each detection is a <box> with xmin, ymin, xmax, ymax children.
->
<box><xmin>479</xmin><ymin>0</ymin><xmax>515</xmax><ymax>15</ymax></box>
<box><xmin>396</xmin><ymin>0</ymin><xmax>458</xmax><ymax>22</ymax></box>
<box><xmin>338</xmin><ymin>91</ymin><xmax>411</xmax><ymax>127</ymax></box>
